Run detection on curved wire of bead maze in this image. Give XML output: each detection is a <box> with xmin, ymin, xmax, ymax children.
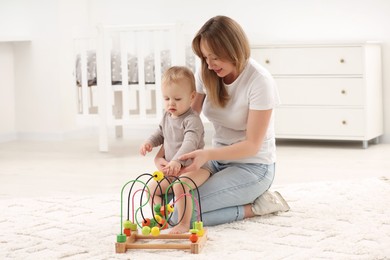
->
<box><xmin>115</xmin><ymin>171</ymin><xmax>208</xmax><ymax>254</ymax></box>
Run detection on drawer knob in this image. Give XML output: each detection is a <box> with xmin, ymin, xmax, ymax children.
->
<box><xmin>342</xmin><ymin>120</ymin><xmax>347</xmax><ymax>125</ymax></box>
<box><xmin>341</xmin><ymin>90</ymin><xmax>346</xmax><ymax>94</ymax></box>
<box><xmin>340</xmin><ymin>58</ymin><xmax>345</xmax><ymax>63</ymax></box>
<box><xmin>265</xmin><ymin>59</ymin><xmax>270</xmax><ymax>64</ymax></box>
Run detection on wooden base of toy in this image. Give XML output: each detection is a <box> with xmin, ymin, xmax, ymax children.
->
<box><xmin>115</xmin><ymin>229</ymin><xmax>207</xmax><ymax>254</ymax></box>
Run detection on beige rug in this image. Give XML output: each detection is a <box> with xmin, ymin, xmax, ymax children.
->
<box><xmin>1</xmin><ymin>178</ymin><xmax>389</xmax><ymax>260</ymax></box>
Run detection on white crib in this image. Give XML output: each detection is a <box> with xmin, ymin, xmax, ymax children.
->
<box><xmin>74</xmin><ymin>24</ymin><xmax>196</xmax><ymax>151</ymax></box>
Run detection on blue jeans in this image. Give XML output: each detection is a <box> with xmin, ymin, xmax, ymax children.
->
<box><xmin>171</xmin><ymin>161</ymin><xmax>275</xmax><ymax>227</ymax></box>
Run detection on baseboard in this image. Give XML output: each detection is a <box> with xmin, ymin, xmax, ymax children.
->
<box><xmin>0</xmin><ymin>132</ymin><xmax>18</xmax><ymax>143</ymax></box>
<box><xmin>0</xmin><ymin>128</ymin><xmax>99</xmax><ymax>143</ymax></box>
<box><xmin>17</xmin><ymin>131</ymin><xmax>67</xmax><ymax>141</ymax></box>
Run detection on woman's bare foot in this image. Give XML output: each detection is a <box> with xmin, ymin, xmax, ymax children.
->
<box><xmin>169</xmin><ymin>223</ymin><xmax>190</xmax><ymax>234</ymax></box>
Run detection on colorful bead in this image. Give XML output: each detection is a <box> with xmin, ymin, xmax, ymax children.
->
<box><xmin>166</xmin><ymin>204</ymin><xmax>174</xmax><ymax>213</ymax></box>
<box><xmin>152</xmin><ymin>171</ymin><xmax>164</xmax><ymax>182</ymax></box>
<box><xmin>159</xmin><ymin>218</ymin><xmax>168</xmax><ymax>229</ymax></box>
<box><xmin>142</xmin><ymin>218</ymin><xmax>151</xmax><ymax>227</ymax></box>
<box><xmin>154</xmin><ymin>215</ymin><xmax>162</xmax><ymax>223</ymax></box>
<box><xmin>193</xmin><ymin>221</ymin><xmax>203</xmax><ymax>231</ymax></box>
<box><xmin>117</xmin><ymin>234</ymin><xmax>127</xmax><ymax>243</ymax></box>
<box><xmin>189</xmin><ymin>233</ymin><xmax>198</xmax><ymax>243</ymax></box>
<box><xmin>141</xmin><ymin>226</ymin><xmax>151</xmax><ymax>235</ymax></box>
<box><xmin>151</xmin><ymin>226</ymin><xmax>160</xmax><ymax>236</ymax></box>
<box><xmin>154</xmin><ymin>204</ymin><xmax>161</xmax><ymax>214</ymax></box>
<box><xmin>197</xmin><ymin>228</ymin><xmax>205</xmax><ymax>237</ymax></box>
<box><xmin>129</xmin><ymin>222</ymin><xmax>138</xmax><ymax>231</ymax></box>
<box><xmin>123</xmin><ymin>228</ymin><xmax>131</xmax><ymax>236</ymax></box>
<box><xmin>123</xmin><ymin>220</ymin><xmax>132</xmax><ymax>229</ymax></box>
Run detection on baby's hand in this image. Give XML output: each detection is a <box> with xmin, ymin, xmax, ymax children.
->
<box><xmin>139</xmin><ymin>142</ymin><xmax>153</xmax><ymax>156</ymax></box>
<box><xmin>162</xmin><ymin>160</ymin><xmax>182</xmax><ymax>177</ymax></box>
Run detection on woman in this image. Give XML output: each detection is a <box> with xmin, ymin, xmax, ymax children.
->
<box><xmin>156</xmin><ymin>15</ymin><xmax>289</xmax><ymax>226</ymax></box>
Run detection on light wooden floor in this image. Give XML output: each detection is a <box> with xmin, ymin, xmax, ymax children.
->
<box><xmin>0</xmin><ymin>137</ymin><xmax>389</xmax><ymax>199</ymax></box>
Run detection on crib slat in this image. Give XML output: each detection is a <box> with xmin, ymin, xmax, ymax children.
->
<box><xmin>120</xmin><ymin>32</ymin><xmax>130</xmax><ymax>123</ymax></box>
<box><xmin>74</xmin><ymin>39</ymin><xmax>83</xmax><ymax>114</ymax></box>
<box><xmin>137</xmin><ymin>31</ymin><xmax>146</xmax><ymax>119</ymax></box>
<box><xmin>154</xmin><ymin>30</ymin><xmax>163</xmax><ymax>119</ymax></box>
<box><xmin>79</xmin><ymin>42</ymin><xmax>90</xmax><ymax>115</ymax></box>
<box><xmin>97</xmin><ymin>26</ymin><xmax>112</xmax><ymax>152</ymax></box>
<box><xmin>105</xmin><ymin>38</ymin><xmax>114</xmax><ymax>124</ymax></box>
<box><xmin>172</xmin><ymin>24</ymin><xmax>184</xmax><ymax>66</ymax></box>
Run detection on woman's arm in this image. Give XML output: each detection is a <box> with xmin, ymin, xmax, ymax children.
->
<box><xmin>192</xmin><ymin>93</ymin><xmax>205</xmax><ymax>114</ymax></box>
<box><xmin>179</xmin><ymin>109</ymin><xmax>273</xmax><ymax>172</ymax></box>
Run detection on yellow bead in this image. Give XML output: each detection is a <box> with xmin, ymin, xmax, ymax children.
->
<box><xmin>152</xmin><ymin>171</ymin><xmax>164</xmax><ymax>182</ymax></box>
<box><xmin>197</xmin><ymin>229</ymin><xmax>205</xmax><ymax>237</ymax></box>
<box><xmin>166</xmin><ymin>204</ymin><xmax>174</xmax><ymax>213</ymax></box>
<box><xmin>151</xmin><ymin>226</ymin><xmax>160</xmax><ymax>236</ymax></box>
<box><xmin>154</xmin><ymin>215</ymin><xmax>162</xmax><ymax>223</ymax></box>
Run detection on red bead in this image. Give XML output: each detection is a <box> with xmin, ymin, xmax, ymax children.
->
<box><xmin>142</xmin><ymin>218</ymin><xmax>151</xmax><ymax>227</ymax></box>
<box><xmin>189</xmin><ymin>234</ymin><xmax>198</xmax><ymax>243</ymax></box>
<box><xmin>160</xmin><ymin>206</ymin><xmax>166</xmax><ymax>216</ymax></box>
<box><xmin>123</xmin><ymin>228</ymin><xmax>131</xmax><ymax>236</ymax></box>
<box><xmin>159</xmin><ymin>218</ymin><xmax>168</xmax><ymax>230</ymax></box>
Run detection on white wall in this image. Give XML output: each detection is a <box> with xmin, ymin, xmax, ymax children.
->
<box><xmin>0</xmin><ymin>0</ymin><xmax>389</xmax><ymax>142</ymax></box>
<box><xmin>0</xmin><ymin>43</ymin><xmax>16</xmax><ymax>141</ymax></box>
<box><xmin>0</xmin><ymin>0</ymin><xmax>88</xmax><ymax>140</ymax></box>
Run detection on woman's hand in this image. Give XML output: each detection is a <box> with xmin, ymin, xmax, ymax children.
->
<box><xmin>179</xmin><ymin>149</ymin><xmax>209</xmax><ymax>173</ymax></box>
<box><xmin>162</xmin><ymin>160</ymin><xmax>181</xmax><ymax>177</ymax></box>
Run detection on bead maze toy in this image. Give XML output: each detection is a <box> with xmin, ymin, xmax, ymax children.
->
<box><xmin>115</xmin><ymin>171</ymin><xmax>208</xmax><ymax>254</ymax></box>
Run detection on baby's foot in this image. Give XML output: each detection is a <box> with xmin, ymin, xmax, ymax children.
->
<box><xmin>169</xmin><ymin>223</ymin><xmax>189</xmax><ymax>234</ymax></box>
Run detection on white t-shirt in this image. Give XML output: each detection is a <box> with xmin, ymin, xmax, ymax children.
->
<box><xmin>195</xmin><ymin>58</ymin><xmax>280</xmax><ymax>164</ymax></box>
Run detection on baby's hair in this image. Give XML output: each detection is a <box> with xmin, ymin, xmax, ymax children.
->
<box><xmin>162</xmin><ymin>66</ymin><xmax>196</xmax><ymax>92</ymax></box>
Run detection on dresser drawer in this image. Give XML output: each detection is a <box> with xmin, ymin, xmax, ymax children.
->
<box><xmin>252</xmin><ymin>46</ymin><xmax>363</xmax><ymax>75</ymax></box>
<box><xmin>276</xmin><ymin>78</ymin><xmax>364</xmax><ymax>106</ymax></box>
<box><xmin>275</xmin><ymin>107</ymin><xmax>365</xmax><ymax>137</ymax></box>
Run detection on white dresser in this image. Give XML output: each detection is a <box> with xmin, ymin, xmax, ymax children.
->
<box><xmin>251</xmin><ymin>43</ymin><xmax>383</xmax><ymax>148</ymax></box>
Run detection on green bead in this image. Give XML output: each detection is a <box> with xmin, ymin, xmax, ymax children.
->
<box><xmin>142</xmin><ymin>226</ymin><xmax>151</xmax><ymax>235</ymax></box>
<box><xmin>189</xmin><ymin>228</ymin><xmax>198</xmax><ymax>234</ymax></box>
<box><xmin>129</xmin><ymin>222</ymin><xmax>138</xmax><ymax>231</ymax></box>
<box><xmin>150</xmin><ymin>218</ymin><xmax>157</xmax><ymax>228</ymax></box>
<box><xmin>123</xmin><ymin>220</ymin><xmax>132</xmax><ymax>229</ymax></box>
<box><xmin>117</xmin><ymin>234</ymin><xmax>127</xmax><ymax>243</ymax></box>
<box><xmin>154</xmin><ymin>204</ymin><xmax>161</xmax><ymax>214</ymax></box>
<box><xmin>193</xmin><ymin>221</ymin><xmax>203</xmax><ymax>231</ymax></box>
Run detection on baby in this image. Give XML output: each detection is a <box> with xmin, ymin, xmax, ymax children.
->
<box><xmin>140</xmin><ymin>66</ymin><xmax>210</xmax><ymax>234</ymax></box>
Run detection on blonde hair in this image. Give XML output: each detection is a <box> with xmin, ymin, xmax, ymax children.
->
<box><xmin>192</xmin><ymin>15</ymin><xmax>250</xmax><ymax>108</ymax></box>
<box><xmin>162</xmin><ymin>66</ymin><xmax>195</xmax><ymax>93</ymax></box>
